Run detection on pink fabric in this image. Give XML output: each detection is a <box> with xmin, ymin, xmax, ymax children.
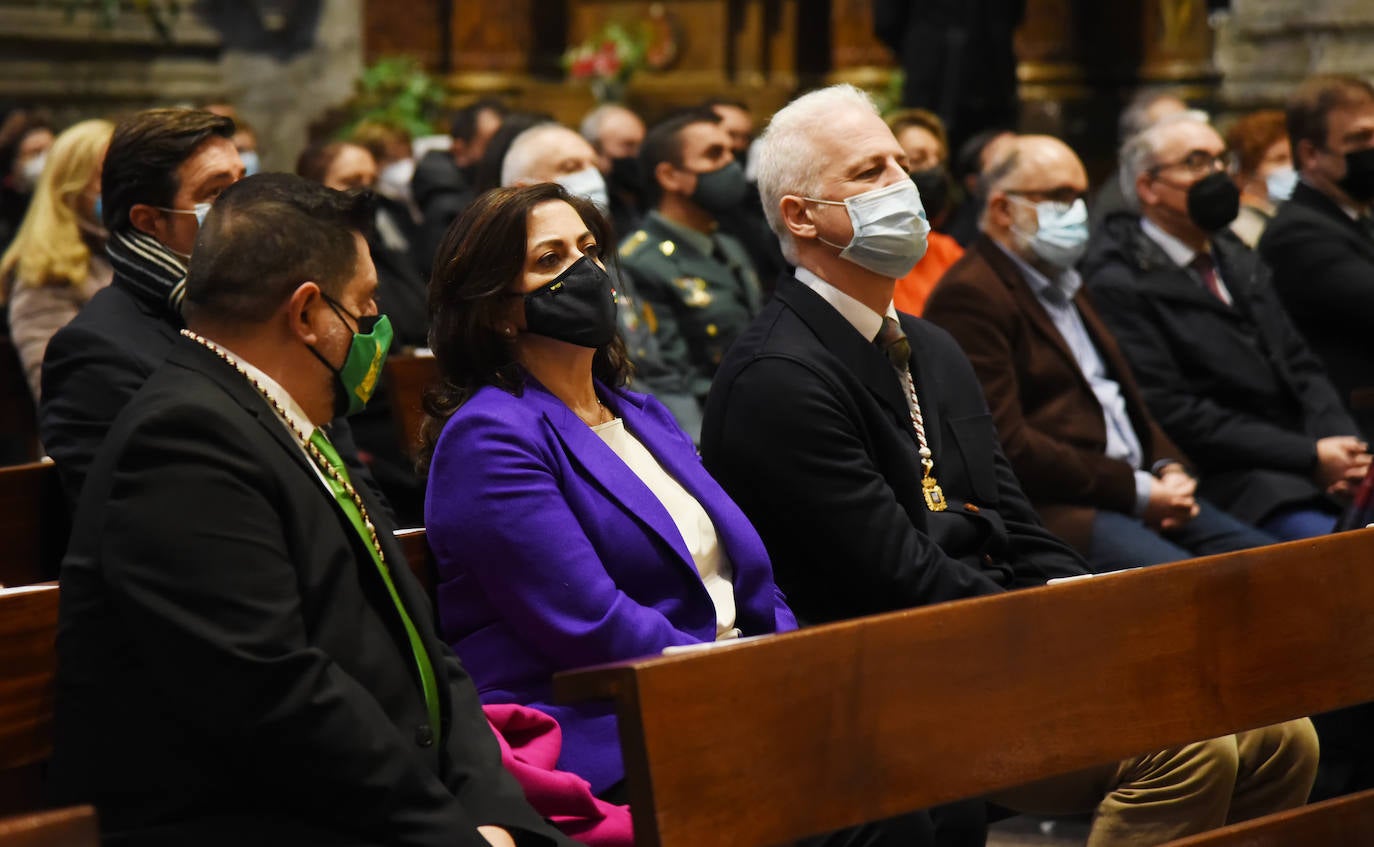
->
<box><xmin>483</xmin><ymin>704</ymin><xmax>634</xmax><ymax>847</ymax></box>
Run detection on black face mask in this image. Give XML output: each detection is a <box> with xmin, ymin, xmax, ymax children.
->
<box><xmin>689</xmin><ymin>160</ymin><xmax>749</xmax><ymax>217</ymax></box>
<box><xmin>522</xmin><ymin>256</ymin><xmax>619</xmax><ymax>349</ymax></box>
<box><xmin>608</xmin><ymin>156</ymin><xmax>643</xmax><ymax>198</ymax></box>
<box><xmin>1339</xmin><ymin>147</ymin><xmax>1374</xmax><ymax>204</ymax></box>
<box><xmin>909</xmin><ymin>166</ymin><xmax>950</xmax><ymax>220</ymax></box>
<box><xmin>1186</xmin><ymin>171</ymin><xmax>1241</xmax><ymax>232</ymax></box>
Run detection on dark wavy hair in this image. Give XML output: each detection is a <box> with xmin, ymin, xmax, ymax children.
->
<box><xmin>419</xmin><ymin>182</ymin><xmax>631</xmax><ymax>470</ymax></box>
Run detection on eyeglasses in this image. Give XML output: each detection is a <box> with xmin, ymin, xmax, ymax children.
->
<box><xmin>1150</xmin><ymin>151</ymin><xmax>1238</xmax><ymax>178</ymax></box>
<box><xmin>1004</xmin><ymin>188</ymin><xmax>1086</xmax><ymax>207</ymax></box>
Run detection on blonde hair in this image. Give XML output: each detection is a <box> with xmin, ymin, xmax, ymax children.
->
<box><xmin>0</xmin><ymin>119</ymin><xmax>114</xmax><ymax>293</ymax></box>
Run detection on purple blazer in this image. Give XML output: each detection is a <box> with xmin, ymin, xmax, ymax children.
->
<box><xmin>425</xmin><ymin>379</ymin><xmax>797</xmax><ymax>795</ymax></box>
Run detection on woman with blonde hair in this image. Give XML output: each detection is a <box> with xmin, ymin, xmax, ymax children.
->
<box><xmin>0</xmin><ymin>118</ymin><xmax>114</xmax><ymax>400</ymax></box>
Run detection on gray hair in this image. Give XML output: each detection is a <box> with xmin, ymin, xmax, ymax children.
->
<box><xmin>1117</xmin><ymin>111</ymin><xmax>1212</xmax><ymax>212</ymax></box>
<box><xmin>977</xmin><ymin>145</ymin><xmax>1023</xmax><ymax>230</ymax></box>
<box><xmin>578</xmin><ymin>104</ymin><xmax>628</xmax><ymax>150</ymax></box>
<box><xmin>500</xmin><ymin>123</ymin><xmax>570</xmax><ymax>187</ymax></box>
<box><xmin>754</xmin><ymin>84</ymin><xmax>879</xmax><ymax>264</ymax></box>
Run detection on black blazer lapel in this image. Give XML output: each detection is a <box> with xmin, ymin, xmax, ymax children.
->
<box><xmin>167</xmin><ymin>338</ymin><xmax>321</xmax><ymax>484</ymax></box>
<box><xmin>775</xmin><ymin>277</ymin><xmax>914</xmax><ymax>433</ymax></box>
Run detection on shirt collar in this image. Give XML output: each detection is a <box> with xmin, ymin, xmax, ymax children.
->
<box><xmin>1140</xmin><ymin>217</ymin><xmax>1203</xmax><ymax>269</ymax></box>
<box><xmin>648</xmin><ymin>210</ymin><xmax>716</xmax><ymax>257</ymax></box>
<box><xmin>795</xmin><ymin>265</ymin><xmax>895</xmax><ymax>341</ymax></box>
<box><xmin>1298</xmin><ymin>174</ymin><xmax>1363</xmax><ymax>220</ymax></box>
<box><xmin>210</xmin><ymin>338</ymin><xmax>316</xmax><ymax>440</ymax></box>
<box><xmin>991</xmin><ymin>239</ymin><xmax>1082</xmax><ymax>301</ymax></box>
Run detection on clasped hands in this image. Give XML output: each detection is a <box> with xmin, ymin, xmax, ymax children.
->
<box><xmin>1315</xmin><ymin>435</ymin><xmax>1372</xmax><ymax>498</ymax></box>
<box><xmin>1144</xmin><ymin>463</ymin><xmax>1199</xmax><ymax>532</ymax></box>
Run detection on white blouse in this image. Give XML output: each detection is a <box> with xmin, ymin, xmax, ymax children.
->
<box><xmin>592</xmin><ymin>417</ymin><xmax>740</xmax><ymax>640</ymax></box>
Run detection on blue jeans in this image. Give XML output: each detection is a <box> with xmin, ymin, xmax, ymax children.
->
<box><xmin>1259</xmin><ymin>506</ymin><xmax>1338</xmax><ymax>541</ymax></box>
<box><xmin>1086</xmin><ymin>499</ymin><xmax>1278</xmax><ymax>572</ymax></box>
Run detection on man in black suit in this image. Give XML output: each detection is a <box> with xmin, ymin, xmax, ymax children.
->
<box><xmin>703</xmin><ymin>83</ymin><xmax>1316</xmax><ymax>845</ymax></box>
<box><xmin>39</xmin><ymin>108</ymin><xmax>246</xmax><ymax>503</ymax></box>
<box><xmin>1258</xmin><ymin>74</ymin><xmax>1374</xmax><ymax>436</ymax></box>
<box><xmin>1082</xmin><ymin>111</ymin><xmax>1368</xmax><ymax>542</ymax></box>
<box><xmin>51</xmin><ymin>174</ymin><xmax>570</xmax><ymax>847</ymax></box>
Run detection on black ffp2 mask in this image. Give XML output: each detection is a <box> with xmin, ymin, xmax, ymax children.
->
<box><xmin>1339</xmin><ymin>147</ymin><xmax>1374</xmax><ymax>204</ymax></box>
<box><xmin>1186</xmin><ymin>171</ymin><xmax>1241</xmax><ymax>232</ymax></box>
<box><xmin>522</xmin><ymin>256</ymin><xmax>619</xmax><ymax>349</ymax></box>
<box><xmin>909</xmin><ymin>166</ymin><xmax>951</xmax><ymax>221</ymax></box>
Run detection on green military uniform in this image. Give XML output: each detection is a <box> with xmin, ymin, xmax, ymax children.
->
<box><xmin>618</xmin><ymin>210</ymin><xmax>764</xmax><ymax>403</ymax></box>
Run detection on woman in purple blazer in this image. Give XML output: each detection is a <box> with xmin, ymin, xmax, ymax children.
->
<box><xmin>421</xmin><ymin>183</ymin><xmax>796</xmax><ymax>799</ymax></box>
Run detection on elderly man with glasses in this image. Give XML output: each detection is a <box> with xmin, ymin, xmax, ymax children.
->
<box><xmin>924</xmin><ymin>134</ymin><xmax>1276</xmax><ymax>570</ymax></box>
<box><xmin>1080</xmin><ymin>111</ymin><xmax>1367</xmax><ymax>542</ymax></box>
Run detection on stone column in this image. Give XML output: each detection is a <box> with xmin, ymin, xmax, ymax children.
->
<box><xmin>1215</xmin><ymin>0</ymin><xmax>1374</xmax><ymax>112</ymax></box>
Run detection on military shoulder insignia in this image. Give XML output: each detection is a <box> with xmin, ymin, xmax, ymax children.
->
<box><xmin>673</xmin><ymin>276</ymin><xmax>713</xmax><ymax>308</ymax></box>
<box><xmin>619</xmin><ymin>230</ymin><xmax>649</xmax><ymax>257</ymax></box>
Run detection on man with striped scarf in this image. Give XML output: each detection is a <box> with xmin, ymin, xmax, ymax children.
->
<box><xmin>39</xmin><ymin>108</ymin><xmax>245</xmax><ymax>503</ymax></box>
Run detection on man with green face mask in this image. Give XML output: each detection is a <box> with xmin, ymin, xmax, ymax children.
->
<box><xmin>619</xmin><ymin>107</ymin><xmax>763</xmax><ymax>411</ymax></box>
<box><xmin>50</xmin><ymin>173</ymin><xmax>573</xmax><ymax>847</ymax></box>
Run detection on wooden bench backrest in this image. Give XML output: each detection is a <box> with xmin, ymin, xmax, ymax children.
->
<box><xmin>384</xmin><ymin>354</ymin><xmax>439</xmax><ymax>463</ymax></box>
<box><xmin>395</xmin><ymin>527</ymin><xmax>435</xmax><ymax>599</ymax></box>
<box><xmin>0</xmin><ymin>805</ymin><xmax>97</xmax><ymax>847</ymax></box>
<box><xmin>0</xmin><ymin>335</ymin><xmax>39</xmax><ymax>465</ymax></box>
<box><xmin>556</xmin><ymin>530</ymin><xmax>1374</xmax><ymax>847</ymax></box>
<box><xmin>0</xmin><ymin>584</ymin><xmax>59</xmax><ymax>816</ymax></box>
<box><xmin>0</xmin><ymin>463</ymin><xmax>68</xmax><ymax>589</ymax></box>
<box><xmin>1165</xmin><ymin>786</ymin><xmax>1374</xmax><ymax>846</ymax></box>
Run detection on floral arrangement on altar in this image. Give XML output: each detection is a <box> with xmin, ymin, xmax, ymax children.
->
<box><xmin>563</xmin><ymin>21</ymin><xmax>651</xmax><ymax>103</ymax></box>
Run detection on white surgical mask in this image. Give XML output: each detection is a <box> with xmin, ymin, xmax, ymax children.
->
<box><xmin>17</xmin><ymin>151</ymin><xmax>46</xmax><ymax>192</ymax></box>
<box><xmin>155</xmin><ymin>202</ymin><xmax>213</xmax><ymax>227</ymax></box>
<box><xmin>1266</xmin><ymin>167</ymin><xmax>1297</xmax><ymax>204</ymax></box>
<box><xmin>377</xmin><ymin>157</ymin><xmax>415</xmax><ymax>201</ymax></box>
<box><xmin>805</xmin><ymin>179</ymin><xmax>930</xmax><ymax>279</ymax></box>
<box><xmin>1011</xmin><ymin>196</ymin><xmax>1089</xmax><ymax>269</ymax></box>
<box><xmin>555</xmin><ymin>165</ymin><xmax>610</xmax><ymax>211</ymax></box>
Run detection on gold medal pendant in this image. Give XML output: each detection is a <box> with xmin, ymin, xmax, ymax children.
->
<box><xmin>922</xmin><ymin>474</ymin><xmax>947</xmax><ymax>512</ymax></box>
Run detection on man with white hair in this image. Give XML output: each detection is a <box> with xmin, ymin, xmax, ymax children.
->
<box><xmin>580</xmin><ymin>103</ymin><xmax>646</xmax><ymax>236</ymax></box>
<box><xmin>924</xmin><ymin>134</ymin><xmax>1275</xmax><ymax>569</ymax></box>
<box><xmin>1081</xmin><ymin>111</ymin><xmax>1367</xmax><ymax>543</ymax></box>
<box><xmin>702</xmin><ymin>84</ymin><xmax>1318</xmax><ymax>845</ymax></box>
<box><xmin>500</xmin><ymin>123</ymin><xmax>701</xmax><ymax>437</ymax></box>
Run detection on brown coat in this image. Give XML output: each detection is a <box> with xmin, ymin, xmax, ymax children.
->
<box><xmin>923</xmin><ymin>236</ymin><xmax>1184</xmax><ymax>551</ymax></box>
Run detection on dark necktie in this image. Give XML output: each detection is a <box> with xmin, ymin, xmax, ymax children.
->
<box><xmin>875</xmin><ymin>315</ymin><xmax>912</xmax><ymax>372</ymax></box>
<box><xmin>1189</xmin><ymin>252</ymin><xmax>1226</xmax><ymax>303</ymax></box>
<box><xmin>873</xmin><ymin>315</ymin><xmax>946</xmax><ymax>511</ymax></box>
<box><xmin>1358</xmin><ymin>214</ymin><xmax>1374</xmax><ymax>243</ymax></box>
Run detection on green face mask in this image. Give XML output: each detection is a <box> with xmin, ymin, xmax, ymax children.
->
<box><xmin>310</xmin><ymin>294</ymin><xmax>394</xmax><ymax>418</ymax></box>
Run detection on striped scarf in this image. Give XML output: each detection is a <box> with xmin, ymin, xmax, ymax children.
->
<box><xmin>106</xmin><ymin>228</ymin><xmax>189</xmax><ymax>316</ymax></box>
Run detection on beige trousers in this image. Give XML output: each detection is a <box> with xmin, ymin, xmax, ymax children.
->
<box><xmin>990</xmin><ymin>718</ymin><xmax>1320</xmax><ymax>847</ymax></box>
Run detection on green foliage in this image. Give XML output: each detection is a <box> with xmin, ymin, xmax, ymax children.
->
<box><xmin>876</xmin><ymin>69</ymin><xmax>907</xmax><ymax>116</ymax></box>
<box><xmin>337</xmin><ymin>56</ymin><xmax>447</xmax><ymax>140</ymax></box>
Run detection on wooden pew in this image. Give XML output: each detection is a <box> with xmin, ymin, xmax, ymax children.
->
<box><xmin>395</xmin><ymin>526</ymin><xmax>435</xmax><ymax>599</ymax></box>
<box><xmin>0</xmin><ymin>462</ymin><xmax>68</xmax><ymax>588</ymax></box>
<box><xmin>1164</xmin><ymin>786</ymin><xmax>1374</xmax><ymax>846</ymax></box>
<box><xmin>0</xmin><ymin>805</ymin><xmax>97</xmax><ymax>847</ymax></box>
<box><xmin>384</xmin><ymin>353</ymin><xmax>439</xmax><ymax>463</ymax></box>
<box><xmin>0</xmin><ymin>584</ymin><xmax>59</xmax><ymax>817</ymax></box>
<box><xmin>555</xmin><ymin>530</ymin><xmax>1374</xmax><ymax>847</ymax></box>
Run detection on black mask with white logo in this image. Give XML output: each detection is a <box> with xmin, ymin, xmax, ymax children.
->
<box><xmin>522</xmin><ymin>256</ymin><xmax>619</xmax><ymax>349</ymax></box>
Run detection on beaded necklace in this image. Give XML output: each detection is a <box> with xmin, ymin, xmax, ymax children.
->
<box><xmin>180</xmin><ymin>329</ymin><xmax>390</xmax><ymax>562</ymax></box>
